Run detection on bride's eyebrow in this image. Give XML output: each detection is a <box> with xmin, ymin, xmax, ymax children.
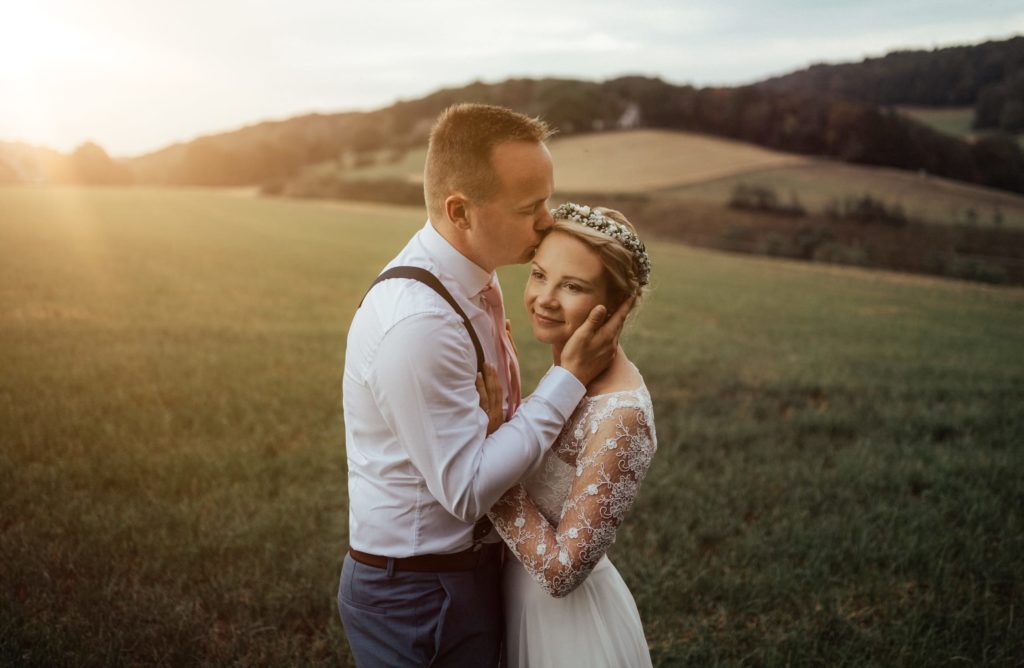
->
<box><xmin>533</xmin><ymin>262</ymin><xmax>593</xmax><ymax>286</ymax></box>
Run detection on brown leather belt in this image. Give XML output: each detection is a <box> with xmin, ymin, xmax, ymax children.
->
<box><xmin>349</xmin><ymin>544</ymin><xmax>498</xmax><ymax>573</ymax></box>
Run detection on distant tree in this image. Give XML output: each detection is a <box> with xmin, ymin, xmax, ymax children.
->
<box><xmin>760</xmin><ymin>36</ymin><xmax>1024</xmax><ymax>109</ymax></box>
<box><xmin>178</xmin><ymin>138</ymin><xmax>234</xmax><ymax>185</ymax></box>
<box><xmin>825</xmin><ymin>194</ymin><xmax>908</xmax><ymax>226</ymax></box>
<box><xmin>0</xmin><ymin>158</ymin><xmax>19</xmax><ymax>183</ymax></box>
<box><xmin>999</xmin><ymin>99</ymin><xmax>1024</xmax><ymax>132</ymax></box>
<box><xmin>729</xmin><ymin>183</ymin><xmax>805</xmax><ymax>216</ymax></box>
<box><xmin>67</xmin><ymin>142</ymin><xmax>132</xmax><ymax>184</ymax></box>
<box><xmin>971</xmin><ymin>135</ymin><xmax>1024</xmax><ymax>192</ymax></box>
<box><xmin>975</xmin><ymin>71</ymin><xmax>1024</xmax><ymax>131</ymax></box>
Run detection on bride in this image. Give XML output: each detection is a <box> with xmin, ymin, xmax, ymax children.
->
<box><xmin>476</xmin><ymin>203</ymin><xmax>656</xmax><ymax>667</ymax></box>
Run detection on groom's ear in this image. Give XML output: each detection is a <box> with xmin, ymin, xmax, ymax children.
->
<box><xmin>445</xmin><ymin>194</ymin><xmax>472</xmax><ymax>230</ymax></box>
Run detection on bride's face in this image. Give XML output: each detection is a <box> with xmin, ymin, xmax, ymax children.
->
<box><xmin>524</xmin><ymin>230</ymin><xmax>609</xmax><ymax>347</ymax></box>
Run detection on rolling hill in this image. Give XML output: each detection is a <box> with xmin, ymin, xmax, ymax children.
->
<box><xmin>286</xmin><ymin>127</ymin><xmax>1024</xmax><ymax>229</ymax></box>
<box><xmin>4</xmin><ymin>37</ymin><xmax>1023</xmax><ymax>195</ymax></box>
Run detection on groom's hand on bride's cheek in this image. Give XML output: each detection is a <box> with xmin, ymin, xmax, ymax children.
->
<box><xmin>560</xmin><ymin>296</ymin><xmax>634</xmax><ymax>385</ymax></box>
<box><xmin>605</xmin><ymin>295</ymin><xmax>635</xmax><ymax>348</ymax></box>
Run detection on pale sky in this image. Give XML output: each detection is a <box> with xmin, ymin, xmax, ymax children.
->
<box><xmin>2</xmin><ymin>0</ymin><xmax>1022</xmax><ymax>157</ymax></box>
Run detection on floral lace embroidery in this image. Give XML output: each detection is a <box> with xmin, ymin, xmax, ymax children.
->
<box><xmin>487</xmin><ymin>386</ymin><xmax>656</xmax><ymax>598</ymax></box>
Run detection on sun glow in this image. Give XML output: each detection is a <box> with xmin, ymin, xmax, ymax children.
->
<box><xmin>0</xmin><ymin>5</ymin><xmax>114</xmax><ymax>80</ymax></box>
<box><xmin>0</xmin><ymin>4</ymin><xmax>132</xmax><ymax>152</ymax></box>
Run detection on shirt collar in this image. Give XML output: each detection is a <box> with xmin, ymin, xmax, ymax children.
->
<box><xmin>420</xmin><ymin>220</ymin><xmax>494</xmax><ymax>297</ymax></box>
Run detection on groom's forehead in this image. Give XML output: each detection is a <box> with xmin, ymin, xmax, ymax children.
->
<box><xmin>491</xmin><ymin>142</ymin><xmax>553</xmax><ymax>194</ymax></box>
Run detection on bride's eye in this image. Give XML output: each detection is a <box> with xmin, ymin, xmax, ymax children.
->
<box><xmin>564</xmin><ymin>282</ymin><xmax>582</xmax><ymax>293</ymax></box>
<box><xmin>530</xmin><ymin>269</ymin><xmax>545</xmax><ymax>280</ymax></box>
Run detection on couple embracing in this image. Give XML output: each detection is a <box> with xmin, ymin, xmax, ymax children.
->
<box><xmin>339</xmin><ymin>103</ymin><xmax>657</xmax><ymax>667</ymax></box>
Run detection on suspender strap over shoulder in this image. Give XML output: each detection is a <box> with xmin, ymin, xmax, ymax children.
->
<box><xmin>359</xmin><ymin>266</ymin><xmax>486</xmax><ymax>373</ymax></box>
<box><xmin>359</xmin><ymin>265</ymin><xmax>495</xmax><ymax>544</ymax></box>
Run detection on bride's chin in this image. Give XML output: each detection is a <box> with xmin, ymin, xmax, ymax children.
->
<box><xmin>529</xmin><ymin>326</ymin><xmax>558</xmax><ymax>345</ymax></box>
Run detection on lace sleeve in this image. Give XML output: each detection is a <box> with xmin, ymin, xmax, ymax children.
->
<box><xmin>487</xmin><ymin>400</ymin><xmax>656</xmax><ymax>598</ymax></box>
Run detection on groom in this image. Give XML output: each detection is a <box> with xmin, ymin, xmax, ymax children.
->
<box><xmin>338</xmin><ymin>103</ymin><xmax>630</xmax><ymax>667</ymax></box>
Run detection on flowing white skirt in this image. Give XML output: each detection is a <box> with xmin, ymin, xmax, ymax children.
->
<box><xmin>502</xmin><ymin>553</ymin><xmax>653</xmax><ymax>667</ymax></box>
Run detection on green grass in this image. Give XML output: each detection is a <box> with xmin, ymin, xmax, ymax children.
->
<box><xmin>896</xmin><ymin>105</ymin><xmax>1024</xmax><ymax>151</ymax></box>
<box><xmin>896</xmin><ymin>106</ymin><xmax>977</xmax><ymax>139</ymax></box>
<box><xmin>301</xmin><ymin>147</ymin><xmax>428</xmax><ymax>185</ymax></box>
<box><xmin>1</xmin><ymin>186</ymin><xmax>1022</xmax><ymax>666</ymax></box>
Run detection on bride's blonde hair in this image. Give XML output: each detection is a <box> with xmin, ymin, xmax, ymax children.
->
<box><xmin>550</xmin><ymin>207</ymin><xmax>649</xmax><ymax>309</ymax></box>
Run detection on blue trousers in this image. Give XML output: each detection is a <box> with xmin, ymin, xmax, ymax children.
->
<box><xmin>338</xmin><ymin>545</ymin><xmax>503</xmax><ymax>667</ymax></box>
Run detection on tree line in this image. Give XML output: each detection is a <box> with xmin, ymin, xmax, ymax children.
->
<box><xmin>759</xmin><ymin>35</ymin><xmax>1024</xmax><ymax>132</ymax></box>
<box><xmin>2</xmin><ymin>37</ymin><xmax>1022</xmax><ymax>193</ymax></box>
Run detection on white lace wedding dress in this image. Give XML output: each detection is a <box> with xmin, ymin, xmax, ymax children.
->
<box><xmin>488</xmin><ymin>380</ymin><xmax>657</xmax><ymax>667</ymax></box>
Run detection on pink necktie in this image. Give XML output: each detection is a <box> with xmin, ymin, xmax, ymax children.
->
<box><xmin>479</xmin><ymin>279</ymin><xmax>522</xmax><ymax>419</ymax></box>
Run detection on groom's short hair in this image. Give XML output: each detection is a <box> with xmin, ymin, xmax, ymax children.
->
<box><xmin>424</xmin><ymin>104</ymin><xmax>552</xmax><ymax>222</ymax></box>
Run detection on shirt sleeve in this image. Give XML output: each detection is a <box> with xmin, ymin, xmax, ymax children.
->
<box><xmin>486</xmin><ymin>401</ymin><xmax>656</xmax><ymax>597</ymax></box>
<box><xmin>369</xmin><ymin>311</ymin><xmax>585</xmax><ymax>524</ymax></box>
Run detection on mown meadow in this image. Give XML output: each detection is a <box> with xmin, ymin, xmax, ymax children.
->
<box><xmin>1</xmin><ymin>186</ymin><xmax>1022</xmax><ymax>666</ymax></box>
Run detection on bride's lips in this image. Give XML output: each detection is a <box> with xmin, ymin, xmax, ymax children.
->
<box><xmin>532</xmin><ymin>311</ymin><xmax>563</xmax><ymax>326</ymax></box>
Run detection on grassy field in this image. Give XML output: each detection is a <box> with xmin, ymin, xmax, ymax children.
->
<box><xmin>896</xmin><ymin>106</ymin><xmax>977</xmax><ymax>139</ymax></box>
<box><xmin>1</xmin><ymin>186</ymin><xmax>1022</xmax><ymax>666</ymax></box>
<box><xmin>896</xmin><ymin>105</ymin><xmax>1024</xmax><ymax>149</ymax></box>
<box><xmin>545</xmin><ymin>130</ymin><xmax>809</xmax><ymax>193</ymax></box>
<box><xmin>667</xmin><ymin>160</ymin><xmax>1024</xmax><ymax>229</ymax></box>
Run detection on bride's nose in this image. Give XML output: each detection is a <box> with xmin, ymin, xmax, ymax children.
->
<box><xmin>537</xmin><ymin>286</ymin><xmax>559</xmax><ymax>309</ymax></box>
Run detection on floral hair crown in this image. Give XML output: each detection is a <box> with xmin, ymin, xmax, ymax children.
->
<box><xmin>550</xmin><ymin>202</ymin><xmax>651</xmax><ymax>287</ymax></box>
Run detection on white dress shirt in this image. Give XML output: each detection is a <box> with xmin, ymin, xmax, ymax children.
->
<box><xmin>343</xmin><ymin>221</ymin><xmax>586</xmax><ymax>557</ymax></box>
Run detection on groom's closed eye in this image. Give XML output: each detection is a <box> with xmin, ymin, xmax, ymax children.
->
<box><xmin>518</xmin><ymin>198</ymin><xmax>547</xmax><ymax>214</ymax></box>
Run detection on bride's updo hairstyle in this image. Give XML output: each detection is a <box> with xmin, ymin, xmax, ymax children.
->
<box><xmin>550</xmin><ymin>204</ymin><xmax>651</xmax><ymax>310</ymax></box>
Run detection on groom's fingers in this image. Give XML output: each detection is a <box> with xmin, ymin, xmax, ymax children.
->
<box><xmin>504</xmin><ymin>318</ymin><xmax>519</xmax><ymax>357</ymax></box>
<box><xmin>575</xmin><ymin>304</ymin><xmax>608</xmax><ymax>340</ymax></box>
<box><xmin>475</xmin><ymin>372</ymin><xmax>487</xmax><ymax>408</ymax></box>
<box><xmin>606</xmin><ymin>296</ymin><xmax>634</xmax><ymax>332</ymax></box>
<box><xmin>484</xmin><ymin>363</ymin><xmax>502</xmax><ymax>411</ymax></box>
<box><xmin>580</xmin><ymin>296</ymin><xmax>632</xmax><ymax>346</ymax></box>
<box><xmin>603</xmin><ymin>295</ymin><xmax>635</xmax><ymax>347</ymax></box>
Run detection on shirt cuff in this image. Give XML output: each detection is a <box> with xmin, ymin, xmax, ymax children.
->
<box><xmin>532</xmin><ymin>366</ymin><xmax>587</xmax><ymax>420</ymax></box>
